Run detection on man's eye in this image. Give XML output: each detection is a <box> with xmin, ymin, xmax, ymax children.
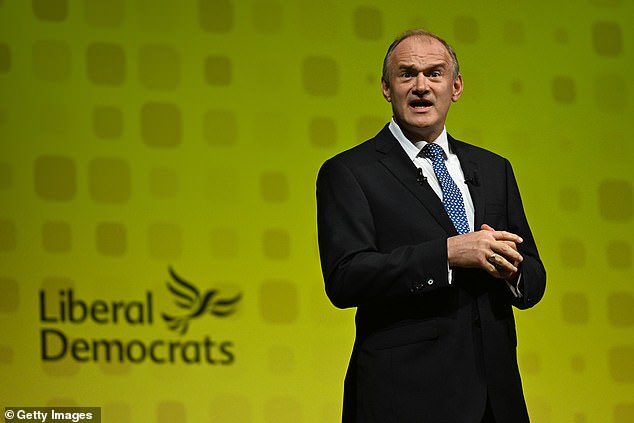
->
<box><xmin>401</xmin><ymin>72</ymin><xmax>413</xmax><ymax>78</ymax></box>
<box><xmin>430</xmin><ymin>71</ymin><xmax>441</xmax><ymax>78</ymax></box>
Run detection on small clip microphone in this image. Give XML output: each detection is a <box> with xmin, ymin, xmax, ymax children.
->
<box><xmin>417</xmin><ymin>168</ymin><xmax>427</xmax><ymax>185</ymax></box>
<box><xmin>465</xmin><ymin>170</ymin><xmax>480</xmax><ymax>186</ymax></box>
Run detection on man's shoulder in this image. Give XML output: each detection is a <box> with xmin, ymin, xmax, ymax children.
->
<box><xmin>323</xmin><ymin>124</ymin><xmax>393</xmax><ymax>166</ymax></box>
<box><xmin>328</xmin><ymin>138</ymin><xmax>375</xmax><ymax>163</ymax></box>
<box><xmin>449</xmin><ymin>135</ymin><xmax>508</xmax><ymax>164</ymax></box>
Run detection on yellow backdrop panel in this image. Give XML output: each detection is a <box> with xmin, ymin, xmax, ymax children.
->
<box><xmin>0</xmin><ymin>0</ymin><xmax>633</xmax><ymax>422</ymax></box>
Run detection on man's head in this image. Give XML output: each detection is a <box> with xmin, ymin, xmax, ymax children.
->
<box><xmin>382</xmin><ymin>30</ymin><xmax>460</xmax><ymax>81</ymax></box>
<box><xmin>381</xmin><ymin>30</ymin><xmax>463</xmax><ymax>142</ymax></box>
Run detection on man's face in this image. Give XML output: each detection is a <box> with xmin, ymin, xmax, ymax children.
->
<box><xmin>381</xmin><ymin>36</ymin><xmax>463</xmax><ymax>142</ymax></box>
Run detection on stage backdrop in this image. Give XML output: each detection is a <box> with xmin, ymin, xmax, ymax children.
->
<box><xmin>1</xmin><ymin>0</ymin><xmax>633</xmax><ymax>421</ymax></box>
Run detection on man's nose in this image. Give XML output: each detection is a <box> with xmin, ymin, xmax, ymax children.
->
<box><xmin>413</xmin><ymin>74</ymin><xmax>429</xmax><ymax>93</ymax></box>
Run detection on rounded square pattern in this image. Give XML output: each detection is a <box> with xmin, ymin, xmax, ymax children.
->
<box><xmin>34</xmin><ymin>155</ymin><xmax>76</xmax><ymax>201</ymax></box>
<box><xmin>309</xmin><ymin>117</ymin><xmax>337</xmax><ymax>148</ymax></box>
<box><xmin>210</xmin><ymin>227</ymin><xmax>239</xmax><ymax>258</ymax></box>
<box><xmin>199</xmin><ymin>0</ymin><xmax>233</xmax><ymax>33</ymax></box>
<box><xmin>138</xmin><ymin>44</ymin><xmax>180</xmax><ymax>90</ymax></box>
<box><xmin>606</xmin><ymin>240</ymin><xmax>632</xmax><ymax>269</ymax></box>
<box><xmin>599</xmin><ymin>179</ymin><xmax>632</xmax><ymax>221</ymax></box>
<box><xmin>0</xmin><ymin>277</ymin><xmax>19</xmax><ymax>311</ymax></box>
<box><xmin>592</xmin><ymin>21</ymin><xmax>623</xmax><ymax>56</ymax></box>
<box><xmin>204</xmin><ymin>56</ymin><xmax>232</xmax><ymax>86</ymax></box>
<box><xmin>141</xmin><ymin>102</ymin><xmax>182</xmax><ymax>147</ymax></box>
<box><xmin>32</xmin><ymin>0</ymin><xmax>68</xmax><ymax>22</ymax></box>
<box><xmin>260</xmin><ymin>172</ymin><xmax>288</xmax><ymax>203</ymax></box>
<box><xmin>560</xmin><ymin>239</ymin><xmax>586</xmax><ymax>268</ymax></box>
<box><xmin>0</xmin><ymin>162</ymin><xmax>11</xmax><ymax>189</ymax></box>
<box><xmin>84</xmin><ymin>0</ymin><xmax>124</xmax><ymax>28</ymax></box>
<box><xmin>149</xmin><ymin>167</ymin><xmax>179</xmax><ymax>197</ymax></box>
<box><xmin>252</xmin><ymin>1</ymin><xmax>283</xmax><ymax>34</ymax></box>
<box><xmin>86</xmin><ymin>42</ymin><xmax>126</xmax><ymax>85</ymax></box>
<box><xmin>32</xmin><ymin>40</ymin><xmax>71</xmax><ymax>82</ymax></box>
<box><xmin>93</xmin><ymin>106</ymin><xmax>123</xmax><ymax>138</ymax></box>
<box><xmin>204</xmin><ymin>109</ymin><xmax>237</xmax><ymax>146</ymax></box>
<box><xmin>262</xmin><ymin>229</ymin><xmax>290</xmax><ymax>259</ymax></box>
<box><xmin>259</xmin><ymin>280</ymin><xmax>298</xmax><ymax>324</ymax></box>
<box><xmin>96</xmin><ymin>222</ymin><xmax>127</xmax><ymax>256</ymax></box>
<box><xmin>302</xmin><ymin>56</ymin><xmax>339</xmax><ymax>97</ymax></box>
<box><xmin>88</xmin><ymin>157</ymin><xmax>131</xmax><ymax>203</ymax></box>
<box><xmin>353</xmin><ymin>6</ymin><xmax>383</xmax><ymax>40</ymax></box>
<box><xmin>209</xmin><ymin>395</ymin><xmax>252</xmax><ymax>422</ymax></box>
<box><xmin>561</xmin><ymin>292</ymin><xmax>589</xmax><ymax>324</ymax></box>
<box><xmin>552</xmin><ymin>76</ymin><xmax>576</xmax><ymax>103</ymax></box>
<box><xmin>607</xmin><ymin>292</ymin><xmax>634</xmax><ymax>326</ymax></box>
<box><xmin>42</xmin><ymin>221</ymin><xmax>72</xmax><ymax>253</ymax></box>
<box><xmin>157</xmin><ymin>401</ymin><xmax>185</xmax><ymax>423</ymax></box>
<box><xmin>0</xmin><ymin>42</ymin><xmax>10</xmax><ymax>72</ymax></box>
<box><xmin>147</xmin><ymin>222</ymin><xmax>182</xmax><ymax>259</ymax></box>
<box><xmin>609</xmin><ymin>346</ymin><xmax>634</xmax><ymax>383</ymax></box>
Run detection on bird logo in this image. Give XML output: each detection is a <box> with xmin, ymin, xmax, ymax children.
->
<box><xmin>162</xmin><ymin>267</ymin><xmax>242</xmax><ymax>335</ymax></box>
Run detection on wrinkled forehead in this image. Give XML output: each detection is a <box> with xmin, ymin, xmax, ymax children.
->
<box><xmin>391</xmin><ymin>36</ymin><xmax>452</xmax><ymax>64</ymax></box>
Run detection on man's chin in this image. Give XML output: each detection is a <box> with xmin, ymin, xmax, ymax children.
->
<box><xmin>404</xmin><ymin>117</ymin><xmax>437</xmax><ymax>131</ymax></box>
<box><xmin>399</xmin><ymin>121</ymin><xmax>441</xmax><ymax>142</ymax></box>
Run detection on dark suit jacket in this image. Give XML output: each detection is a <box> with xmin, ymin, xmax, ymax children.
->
<box><xmin>316</xmin><ymin>125</ymin><xmax>546</xmax><ymax>423</ymax></box>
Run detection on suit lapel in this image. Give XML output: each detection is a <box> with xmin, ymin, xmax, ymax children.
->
<box><xmin>449</xmin><ymin>135</ymin><xmax>485</xmax><ymax>229</ymax></box>
<box><xmin>374</xmin><ymin>126</ymin><xmax>458</xmax><ymax>235</ymax></box>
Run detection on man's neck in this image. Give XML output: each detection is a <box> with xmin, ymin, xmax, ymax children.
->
<box><xmin>394</xmin><ymin>119</ymin><xmax>444</xmax><ymax>143</ymax></box>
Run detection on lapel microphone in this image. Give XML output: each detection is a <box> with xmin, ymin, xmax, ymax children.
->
<box><xmin>464</xmin><ymin>170</ymin><xmax>480</xmax><ymax>186</ymax></box>
<box><xmin>417</xmin><ymin>168</ymin><xmax>427</xmax><ymax>185</ymax></box>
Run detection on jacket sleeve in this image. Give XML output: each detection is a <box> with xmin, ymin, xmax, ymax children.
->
<box><xmin>316</xmin><ymin>157</ymin><xmax>451</xmax><ymax>309</ymax></box>
<box><xmin>503</xmin><ymin>159</ymin><xmax>546</xmax><ymax>309</ymax></box>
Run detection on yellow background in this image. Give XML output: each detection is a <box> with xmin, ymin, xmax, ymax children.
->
<box><xmin>1</xmin><ymin>0</ymin><xmax>633</xmax><ymax>421</ymax></box>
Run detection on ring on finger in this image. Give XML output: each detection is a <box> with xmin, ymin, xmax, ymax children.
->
<box><xmin>488</xmin><ymin>253</ymin><xmax>497</xmax><ymax>264</ymax></box>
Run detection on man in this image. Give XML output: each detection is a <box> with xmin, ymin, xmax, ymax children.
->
<box><xmin>316</xmin><ymin>30</ymin><xmax>546</xmax><ymax>423</ymax></box>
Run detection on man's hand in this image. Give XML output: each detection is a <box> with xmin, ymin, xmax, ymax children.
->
<box><xmin>447</xmin><ymin>224</ymin><xmax>523</xmax><ymax>279</ymax></box>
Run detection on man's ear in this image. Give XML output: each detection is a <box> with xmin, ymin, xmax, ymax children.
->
<box><xmin>451</xmin><ymin>74</ymin><xmax>464</xmax><ymax>102</ymax></box>
<box><xmin>381</xmin><ymin>78</ymin><xmax>392</xmax><ymax>102</ymax></box>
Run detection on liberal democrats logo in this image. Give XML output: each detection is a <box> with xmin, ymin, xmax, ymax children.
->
<box><xmin>162</xmin><ymin>267</ymin><xmax>242</xmax><ymax>335</ymax></box>
<box><xmin>38</xmin><ymin>267</ymin><xmax>243</xmax><ymax>365</ymax></box>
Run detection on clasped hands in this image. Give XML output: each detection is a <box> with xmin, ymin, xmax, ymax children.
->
<box><xmin>447</xmin><ymin>224</ymin><xmax>523</xmax><ymax>281</ymax></box>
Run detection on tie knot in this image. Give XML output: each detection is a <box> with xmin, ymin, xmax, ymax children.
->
<box><xmin>421</xmin><ymin>143</ymin><xmax>444</xmax><ymax>161</ymax></box>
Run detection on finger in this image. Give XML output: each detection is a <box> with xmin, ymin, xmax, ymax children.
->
<box><xmin>495</xmin><ymin>243</ymin><xmax>523</xmax><ymax>262</ymax></box>
<box><xmin>485</xmin><ymin>262</ymin><xmax>510</xmax><ymax>279</ymax></box>
<box><xmin>492</xmin><ymin>230</ymin><xmax>523</xmax><ymax>244</ymax></box>
<box><xmin>488</xmin><ymin>239</ymin><xmax>522</xmax><ymax>263</ymax></box>
<box><xmin>485</xmin><ymin>252</ymin><xmax>520</xmax><ymax>279</ymax></box>
<box><xmin>494</xmin><ymin>250</ymin><xmax>523</xmax><ymax>266</ymax></box>
<box><xmin>478</xmin><ymin>225</ymin><xmax>522</xmax><ymax>244</ymax></box>
<box><xmin>500</xmin><ymin>240</ymin><xmax>518</xmax><ymax>252</ymax></box>
<box><xmin>487</xmin><ymin>252</ymin><xmax>518</xmax><ymax>274</ymax></box>
<box><xmin>486</xmin><ymin>263</ymin><xmax>499</xmax><ymax>277</ymax></box>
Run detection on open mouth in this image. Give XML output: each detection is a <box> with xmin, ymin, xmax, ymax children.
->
<box><xmin>410</xmin><ymin>99</ymin><xmax>433</xmax><ymax>109</ymax></box>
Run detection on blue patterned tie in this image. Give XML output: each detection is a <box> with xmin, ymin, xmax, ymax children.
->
<box><xmin>421</xmin><ymin>143</ymin><xmax>470</xmax><ymax>234</ymax></box>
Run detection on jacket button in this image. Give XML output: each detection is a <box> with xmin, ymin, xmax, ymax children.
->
<box><xmin>427</xmin><ymin>278</ymin><xmax>434</xmax><ymax>285</ymax></box>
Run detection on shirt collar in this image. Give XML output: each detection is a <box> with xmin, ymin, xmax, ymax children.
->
<box><xmin>388</xmin><ymin>118</ymin><xmax>450</xmax><ymax>161</ymax></box>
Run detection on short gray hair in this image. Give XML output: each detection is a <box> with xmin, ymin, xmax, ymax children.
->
<box><xmin>381</xmin><ymin>29</ymin><xmax>460</xmax><ymax>82</ymax></box>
